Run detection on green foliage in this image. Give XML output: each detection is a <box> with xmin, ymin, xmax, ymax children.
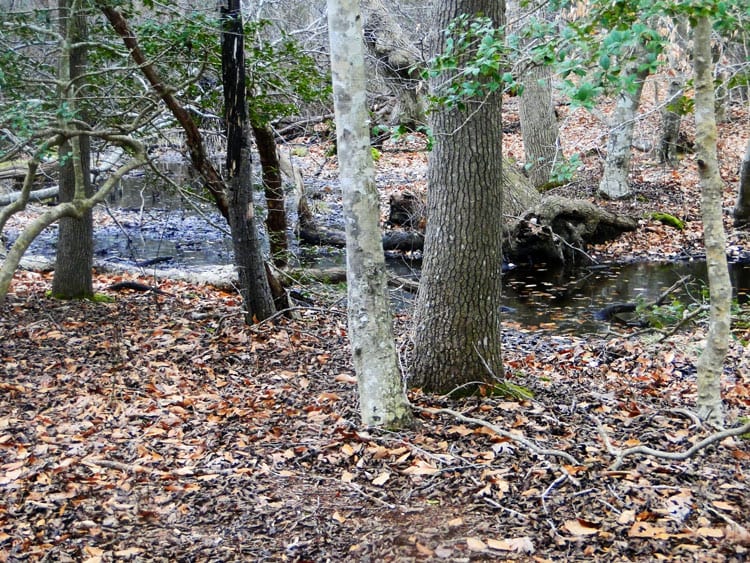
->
<box><xmin>548</xmin><ymin>153</ymin><xmax>583</xmax><ymax>185</ymax></box>
<box><xmin>638</xmin><ymin>298</ymin><xmax>692</xmax><ymax>329</ymax></box>
<box><xmin>425</xmin><ymin>15</ymin><xmax>509</xmax><ymax>111</ymax></box>
<box><xmin>666</xmin><ymin>94</ymin><xmax>694</xmax><ymax>116</ymax></box>
<box><xmin>386</xmin><ymin>124</ymin><xmax>434</xmax><ymax>151</ymax></box>
<box><xmin>515</xmin><ymin>3</ymin><xmax>667</xmax><ymax>109</ymax></box>
<box><xmin>480</xmin><ymin>381</ymin><xmax>534</xmax><ymax>400</ymax></box>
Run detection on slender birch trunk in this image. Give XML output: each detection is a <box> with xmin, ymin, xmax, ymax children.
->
<box><xmin>693</xmin><ymin>15</ymin><xmax>730</xmax><ymax>427</ymax></box>
<box><xmin>327</xmin><ymin>0</ymin><xmax>413</xmax><ymax>428</ymax></box>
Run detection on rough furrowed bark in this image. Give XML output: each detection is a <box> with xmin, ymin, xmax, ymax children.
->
<box><xmin>251</xmin><ymin>122</ymin><xmax>288</xmax><ymax>266</ymax></box>
<box><xmin>410</xmin><ymin>0</ymin><xmax>505</xmax><ymax>394</ymax></box>
<box><xmin>222</xmin><ymin>1</ymin><xmax>276</xmax><ymax>323</ymax></box>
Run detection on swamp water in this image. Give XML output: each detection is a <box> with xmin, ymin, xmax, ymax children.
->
<box><xmin>13</xmin><ymin>164</ymin><xmax>750</xmax><ymax>335</ymax></box>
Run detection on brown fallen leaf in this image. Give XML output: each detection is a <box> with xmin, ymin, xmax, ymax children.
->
<box><xmin>466</xmin><ymin>537</ymin><xmax>487</xmax><ymax>552</ymax></box>
<box><xmin>564</xmin><ymin>519</ymin><xmax>600</xmax><ymax>536</ymax></box>
<box><xmin>487</xmin><ymin>536</ymin><xmax>535</xmax><ymax>554</ymax></box>
<box><xmin>628</xmin><ymin>522</ymin><xmax>670</xmax><ymax>539</ymax></box>
<box><xmin>372</xmin><ymin>472</ymin><xmax>390</xmax><ymax>486</ymax></box>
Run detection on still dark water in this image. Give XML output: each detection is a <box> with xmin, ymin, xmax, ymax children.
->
<box><xmin>13</xmin><ymin>164</ymin><xmax>750</xmax><ymax>335</ymax></box>
<box><xmin>502</xmin><ymin>260</ymin><xmax>750</xmax><ymax>334</ymax></box>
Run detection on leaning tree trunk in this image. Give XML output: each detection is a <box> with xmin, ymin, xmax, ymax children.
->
<box><xmin>52</xmin><ymin>0</ymin><xmax>94</xmax><ymax>299</ymax></box>
<box><xmin>251</xmin><ymin>122</ymin><xmax>288</xmax><ymax>266</ymax></box>
<box><xmin>693</xmin><ymin>14</ymin><xmax>730</xmax><ymax>427</ymax></box>
<box><xmin>327</xmin><ymin>0</ymin><xmax>413</xmax><ymax>428</ymax></box>
<box><xmin>733</xmin><ymin>138</ymin><xmax>750</xmax><ymax>227</ymax></box>
<box><xmin>222</xmin><ymin>0</ymin><xmax>275</xmax><ymax>323</ymax></box>
<box><xmin>598</xmin><ymin>60</ymin><xmax>649</xmax><ymax>199</ymax></box>
<box><xmin>410</xmin><ymin>0</ymin><xmax>505</xmax><ymax>394</ymax></box>
<box><xmin>519</xmin><ymin>63</ymin><xmax>561</xmax><ymax>189</ymax></box>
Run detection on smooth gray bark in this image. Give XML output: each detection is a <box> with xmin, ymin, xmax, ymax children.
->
<box><xmin>598</xmin><ymin>61</ymin><xmax>649</xmax><ymax>199</ymax></box>
<box><xmin>327</xmin><ymin>0</ymin><xmax>413</xmax><ymax>427</ymax></box>
<box><xmin>693</xmin><ymin>15</ymin><xmax>730</xmax><ymax>427</ymax></box>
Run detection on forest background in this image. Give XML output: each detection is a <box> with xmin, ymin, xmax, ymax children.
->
<box><xmin>1</xmin><ymin>0</ymin><xmax>750</xmax><ymax>560</ymax></box>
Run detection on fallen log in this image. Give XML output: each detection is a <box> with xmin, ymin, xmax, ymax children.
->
<box><xmin>0</xmin><ymin>161</ymin><xmax>57</xmax><ymax>181</ymax></box>
<box><xmin>0</xmin><ymin>186</ymin><xmax>59</xmax><ymax>206</ymax></box>
<box><xmin>504</xmin><ymin>195</ymin><xmax>638</xmax><ymax>267</ymax></box>
<box><xmin>382</xmin><ymin>230</ymin><xmax>424</xmax><ymax>252</ymax></box>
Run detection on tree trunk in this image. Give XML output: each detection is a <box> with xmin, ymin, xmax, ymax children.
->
<box><xmin>327</xmin><ymin>0</ymin><xmax>413</xmax><ymax>428</ymax></box>
<box><xmin>658</xmin><ymin>76</ymin><xmax>684</xmax><ymax>166</ymax></box>
<box><xmin>222</xmin><ymin>0</ymin><xmax>275</xmax><ymax>323</ymax></box>
<box><xmin>733</xmin><ymin>139</ymin><xmax>750</xmax><ymax>227</ymax></box>
<box><xmin>598</xmin><ymin>60</ymin><xmax>649</xmax><ymax>199</ymax></box>
<box><xmin>410</xmin><ymin>0</ymin><xmax>505</xmax><ymax>394</ymax></box>
<box><xmin>659</xmin><ymin>17</ymin><xmax>688</xmax><ymax>166</ymax></box>
<box><xmin>251</xmin><ymin>122</ymin><xmax>288</xmax><ymax>266</ymax></box>
<box><xmin>693</xmin><ymin>15</ymin><xmax>730</xmax><ymax>427</ymax></box>
<box><xmin>52</xmin><ymin>0</ymin><xmax>94</xmax><ymax>299</ymax></box>
<box><xmin>519</xmin><ymin>62</ymin><xmax>561</xmax><ymax>189</ymax></box>
<box><xmin>102</xmin><ymin>2</ymin><xmax>283</xmax><ymax>317</ymax></box>
<box><xmin>362</xmin><ymin>0</ymin><xmax>426</xmax><ymax>128</ymax></box>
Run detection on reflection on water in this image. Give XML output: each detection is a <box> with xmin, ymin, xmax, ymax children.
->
<box><xmin>502</xmin><ymin>261</ymin><xmax>750</xmax><ymax>334</ymax></box>
<box><xmin>14</xmin><ymin>162</ymin><xmax>750</xmax><ymax>336</ymax></box>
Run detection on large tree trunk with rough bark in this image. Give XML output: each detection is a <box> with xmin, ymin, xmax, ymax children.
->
<box><xmin>52</xmin><ymin>0</ymin><xmax>94</xmax><ymax>299</ymax></box>
<box><xmin>222</xmin><ymin>1</ymin><xmax>275</xmax><ymax>323</ymax></box>
<box><xmin>328</xmin><ymin>0</ymin><xmax>413</xmax><ymax>428</ymax></box>
<box><xmin>519</xmin><ymin>63</ymin><xmax>561</xmax><ymax>189</ymax></box>
<box><xmin>693</xmin><ymin>15</ymin><xmax>730</xmax><ymax>427</ymax></box>
<box><xmin>733</xmin><ymin>139</ymin><xmax>750</xmax><ymax>228</ymax></box>
<box><xmin>410</xmin><ymin>0</ymin><xmax>505</xmax><ymax>395</ymax></box>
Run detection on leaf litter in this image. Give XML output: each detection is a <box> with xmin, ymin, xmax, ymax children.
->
<box><xmin>1</xmin><ymin>267</ymin><xmax>748</xmax><ymax>561</ymax></box>
<box><xmin>2</xmin><ymin>82</ymin><xmax>750</xmax><ymax>561</ymax></box>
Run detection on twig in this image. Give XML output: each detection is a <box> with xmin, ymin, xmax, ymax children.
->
<box><xmin>593</xmin><ymin>416</ymin><xmax>750</xmax><ymax>470</ymax></box>
<box><xmin>658</xmin><ymin>303</ymin><xmax>708</xmax><ymax>341</ymax></box>
<box><xmin>482</xmin><ymin>497</ymin><xmax>529</xmax><ymax>520</ymax></box>
<box><xmin>415</xmin><ymin>405</ymin><xmax>580</xmax><ymax>466</ymax></box>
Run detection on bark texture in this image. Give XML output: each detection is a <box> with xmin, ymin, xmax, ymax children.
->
<box><xmin>53</xmin><ymin>0</ymin><xmax>94</xmax><ymax>299</ymax></box>
<box><xmin>693</xmin><ymin>15</ymin><xmax>730</xmax><ymax>427</ymax></box>
<box><xmin>251</xmin><ymin>122</ymin><xmax>288</xmax><ymax>266</ymax></box>
<box><xmin>658</xmin><ymin>76</ymin><xmax>684</xmax><ymax>166</ymax></box>
<box><xmin>519</xmin><ymin>62</ymin><xmax>561</xmax><ymax>189</ymax></box>
<box><xmin>327</xmin><ymin>0</ymin><xmax>413</xmax><ymax>427</ymax></box>
<box><xmin>410</xmin><ymin>0</ymin><xmax>505</xmax><ymax>394</ymax></box>
<box><xmin>222</xmin><ymin>0</ymin><xmax>275</xmax><ymax>323</ymax></box>
<box><xmin>598</xmin><ymin>60</ymin><xmax>649</xmax><ymax>199</ymax></box>
<box><xmin>362</xmin><ymin>0</ymin><xmax>426</xmax><ymax>127</ymax></box>
<box><xmin>733</xmin><ymin>139</ymin><xmax>750</xmax><ymax>227</ymax></box>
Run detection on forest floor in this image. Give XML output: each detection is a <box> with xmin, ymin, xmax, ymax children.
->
<box><xmin>2</xmin><ymin>81</ymin><xmax>750</xmax><ymax>562</ymax></box>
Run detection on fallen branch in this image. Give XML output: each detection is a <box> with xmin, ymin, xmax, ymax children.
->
<box><xmin>593</xmin><ymin>416</ymin><xmax>750</xmax><ymax>470</ymax></box>
<box><xmin>107</xmin><ymin>281</ymin><xmax>173</xmax><ymax>296</ymax></box>
<box><xmin>415</xmin><ymin>405</ymin><xmax>580</xmax><ymax>466</ymax></box>
<box><xmin>0</xmin><ymin>186</ymin><xmax>59</xmax><ymax>206</ymax></box>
